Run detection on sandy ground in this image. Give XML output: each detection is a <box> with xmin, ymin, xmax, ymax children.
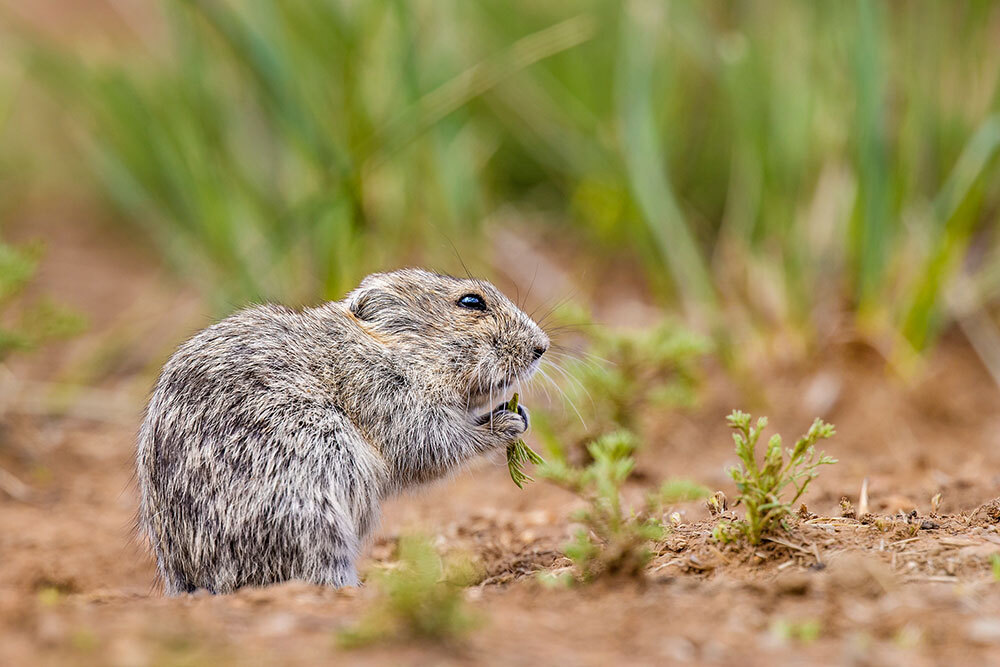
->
<box><xmin>2</xmin><ymin>207</ymin><xmax>1000</xmax><ymax>666</ymax></box>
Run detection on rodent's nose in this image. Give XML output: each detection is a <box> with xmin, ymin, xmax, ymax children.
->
<box><xmin>532</xmin><ymin>345</ymin><xmax>547</xmax><ymax>361</ymax></box>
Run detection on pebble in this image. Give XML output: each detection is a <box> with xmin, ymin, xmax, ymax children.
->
<box><xmin>968</xmin><ymin>617</ymin><xmax>1000</xmax><ymax>644</ymax></box>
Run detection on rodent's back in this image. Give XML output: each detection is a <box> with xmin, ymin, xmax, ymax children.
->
<box><xmin>137</xmin><ymin>304</ymin><xmax>387</xmax><ymax>592</ymax></box>
<box><xmin>141</xmin><ymin>306</ymin><xmax>313</xmax><ymax>486</ymax></box>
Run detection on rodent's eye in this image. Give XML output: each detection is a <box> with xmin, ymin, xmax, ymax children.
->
<box><xmin>457</xmin><ymin>293</ymin><xmax>487</xmax><ymax>311</ymax></box>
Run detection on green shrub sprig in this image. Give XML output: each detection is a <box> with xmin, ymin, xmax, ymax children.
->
<box><xmin>715</xmin><ymin>411</ymin><xmax>837</xmax><ymax>545</ymax></box>
<box><xmin>540</xmin><ymin>431</ymin><xmax>664</xmax><ymax>582</ymax></box>
<box><xmin>338</xmin><ymin>536</ymin><xmax>479</xmax><ymax>647</ymax></box>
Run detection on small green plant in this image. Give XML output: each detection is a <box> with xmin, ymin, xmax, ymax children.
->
<box><xmin>716</xmin><ymin>411</ymin><xmax>837</xmax><ymax>545</ymax></box>
<box><xmin>990</xmin><ymin>553</ymin><xmax>1000</xmax><ymax>582</ymax></box>
<box><xmin>505</xmin><ymin>393</ymin><xmax>545</xmax><ymax>488</ymax></box>
<box><xmin>772</xmin><ymin>618</ymin><xmax>822</xmax><ymax>644</ymax></box>
<box><xmin>0</xmin><ymin>240</ymin><xmax>83</xmax><ymax>361</ymax></box>
<box><xmin>577</xmin><ymin>319</ymin><xmax>710</xmax><ymax>429</ymax></box>
<box><xmin>540</xmin><ymin>430</ymin><xmax>664</xmax><ymax>582</ymax></box>
<box><xmin>337</xmin><ymin>536</ymin><xmax>479</xmax><ymax>647</ymax></box>
<box><xmin>535</xmin><ymin>315</ymin><xmax>711</xmax><ymax>461</ymax></box>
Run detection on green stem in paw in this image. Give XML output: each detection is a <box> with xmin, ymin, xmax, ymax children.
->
<box><xmin>505</xmin><ymin>392</ymin><xmax>545</xmax><ymax>488</ymax></box>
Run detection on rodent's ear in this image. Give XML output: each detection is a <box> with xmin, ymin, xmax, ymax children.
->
<box><xmin>348</xmin><ymin>289</ymin><xmax>375</xmax><ymax>321</ymax></box>
<box><xmin>349</xmin><ymin>287</ymin><xmax>397</xmax><ymax>322</ymax></box>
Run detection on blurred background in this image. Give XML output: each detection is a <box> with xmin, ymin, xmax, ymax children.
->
<box><xmin>2</xmin><ymin>1</ymin><xmax>1000</xmax><ymax>663</ymax></box>
<box><xmin>2</xmin><ymin>0</ymin><xmax>998</xmax><ymax>365</ymax></box>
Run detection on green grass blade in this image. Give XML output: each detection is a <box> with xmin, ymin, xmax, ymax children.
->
<box><xmin>900</xmin><ymin>114</ymin><xmax>1000</xmax><ymax>349</ymax></box>
<box><xmin>616</xmin><ymin>1</ymin><xmax>717</xmax><ymax>317</ymax></box>
<box><xmin>850</xmin><ymin>0</ymin><xmax>892</xmax><ymax>312</ymax></box>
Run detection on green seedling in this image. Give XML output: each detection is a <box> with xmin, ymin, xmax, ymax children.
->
<box><xmin>772</xmin><ymin>618</ymin><xmax>822</xmax><ymax>644</ymax></box>
<box><xmin>540</xmin><ymin>430</ymin><xmax>664</xmax><ymax>581</ymax></box>
<box><xmin>991</xmin><ymin>553</ymin><xmax>1000</xmax><ymax>581</ymax></box>
<box><xmin>0</xmin><ymin>241</ymin><xmax>83</xmax><ymax>361</ymax></box>
<box><xmin>532</xmin><ymin>316</ymin><xmax>711</xmax><ymax>469</ymax></box>
<box><xmin>506</xmin><ymin>393</ymin><xmax>545</xmax><ymax>488</ymax></box>
<box><xmin>338</xmin><ymin>536</ymin><xmax>479</xmax><ymax>647</ymax></box>
<box><xmin>36</xmin><ymin>586</ymin><xmax>61</xmax><ymax>607</ymax></box>
<box><xmin>717</xmin><ymin>411</ymin><xmax>837</xmax><ymax>545</ymax></box>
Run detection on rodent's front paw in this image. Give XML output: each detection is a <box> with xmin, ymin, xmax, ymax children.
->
<box><xmin>510</xmin><ymin>402</ymin><xmax>529</xmax><ymax>430</ymax></box>
<box><xmin>477</xmin><ymin>402</ymin><xmax>529</xmax><ymax>439</ymax></box>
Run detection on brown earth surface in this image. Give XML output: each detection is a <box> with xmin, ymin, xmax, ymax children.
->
<box><xmin>2</xmin><ymin>208</ymin><xmax>1000</xmax><ymax>666</ymax></box>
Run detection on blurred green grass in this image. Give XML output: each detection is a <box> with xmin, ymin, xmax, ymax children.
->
<box><xmin>7</xmin><ymin>0</ymin><xmax>1000</xmax><ymax>357</ymax></box>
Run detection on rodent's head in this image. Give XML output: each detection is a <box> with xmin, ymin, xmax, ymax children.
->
<box><xmin>346</xmin><ymin>269</ymin><xmax>549</xmax><ymax>414</ymax></box>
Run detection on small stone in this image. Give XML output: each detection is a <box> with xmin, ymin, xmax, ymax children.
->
<box><xmin>258</xmin><ymin>612</ymin><xmax>297</xmax><ymax>637</ymax></box>
<box><xmin>980</xmin><ymin>499</ymin><xmax>1000</xmax><ymax>523</ymax></box>
<box><xmin>968</xmin><ymin>617</ymin><xmax>1000</xmax><ymax>644</ymax></box>
<box><xmin>840</xmin><ymin>497</ymin><xmax>856</xmax><ymax>519</ymax></box>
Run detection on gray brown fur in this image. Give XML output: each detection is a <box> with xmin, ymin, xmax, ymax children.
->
<box><xmin>136</xmin><ymin>269</ymin><xmax>549</xmax><ymax>595</ymax></box>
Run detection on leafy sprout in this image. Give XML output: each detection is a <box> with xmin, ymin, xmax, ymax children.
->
<box><xmin>338</xmin><ymin>536</ymin><xmax>480</xmax><ymax>647</ymax></box>
<box><xmin>540</xmin><ymin>430</ymin><xmax>664</xmax><ymax>582</ymax></box>
<box><xmin>0</xmin><ymin>240</ymin><xmax>83</xmax><ymax>361</ymax></box>
<box><xmin>715</xmin><ymin>411</ymin><xmax>837</xmax><ymax>545</ymax></box>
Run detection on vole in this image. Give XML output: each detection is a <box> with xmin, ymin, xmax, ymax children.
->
<box><xmin>136</xmin><ymin>269</ymin><xmax>549</xmax><ymax>595</ymax></box>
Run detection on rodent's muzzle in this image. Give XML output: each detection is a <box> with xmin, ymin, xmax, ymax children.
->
<box><xmin>465</xmin><ymin>357</ymin><xmax>541</xmax><ymax>420</ymax></box>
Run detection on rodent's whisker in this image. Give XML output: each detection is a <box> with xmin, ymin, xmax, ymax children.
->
<box><xmin>521</xmin><ymin>264</ymin><xmax>540</xmax><ymax>313</ymax></box>
<box><xmin>527</xmin><ymin>292</ymin><xmax>568</xmax><ymax>324</ymax></box>
<box><xmin>544</xmin><ymin>322</ymin><xmax>601</xmax><ymax>331</ymax></box>
<box><xmin>532</xmin><ymin>366</ymin><xmax>554</xmax><ymax>404</ymax></box>
<box><xmin>531</xmin><ymin>287</ymin><xmax>581</xmax><ymax>322</ymax></box>
<box><xmin>537</xmin><ymin>365</ymin><xmax>587</xmax><ymax>429</ymax></box>
<box><xmin>541</xmin><ymin>358</ymin><xmax>594</xmax><ymax>412</ymax></box>
<box><xmin>542</xmin><ymin>362</ymin><xmax>595</xmax><ymax>419</ymax></box>
<box><xmin>489</xmin><ymin>383</ymin><xmax>495</xmax><ymax>433</ymax></box>
<box><xmin>548</xmin><ymin>347</ymin><xmax>615</xmax><ymax>367</ymax></box>
<box><xmin>545</xmin><ymin>349</ymin><xmax>597</xmax><ymax>368</ymax></box>
<box><xmin>547</xmin><ymin>353</ymin><xmax>613</xmax><ymax>377</ymax></box>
